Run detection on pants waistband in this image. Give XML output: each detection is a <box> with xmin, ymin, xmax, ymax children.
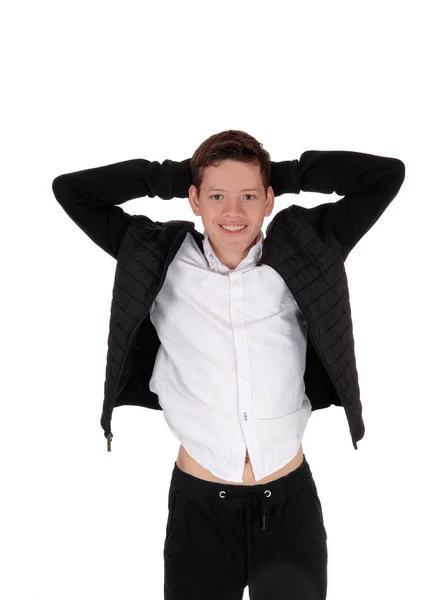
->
<box><xmin>170</xmin><ymin>454</ymin><xmax>314</xmax><ymax>506</ymax></box>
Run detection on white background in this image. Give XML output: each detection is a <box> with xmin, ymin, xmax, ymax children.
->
<box><xmin>2</xmin><ymin>0</ymin><xmax>444</xmax><ymax>598</ymax></box>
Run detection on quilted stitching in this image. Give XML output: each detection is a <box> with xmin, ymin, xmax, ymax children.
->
<box><xmin>100</xmin><ymin>209</ymin><xmax>364</xmax><ymax>449</ymax></box>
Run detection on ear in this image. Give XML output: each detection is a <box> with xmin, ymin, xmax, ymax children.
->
<box><xmin>188</xmin><ymin>185</ymin><xmax>201</xmax><ymax>217</ymax></box>
<box><xmin>265</xmin><ymin>186</ymin><xmax>275</xmax><ymax>217</ymax></box>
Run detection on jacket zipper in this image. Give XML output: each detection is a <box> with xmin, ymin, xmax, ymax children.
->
<box><xmin>106</xmin><ymin>317</ymin><xmax>144</xmax><ymax>451</ymax></box>
<box><xmin>106</xmin><ymin>232</ymin><xmax>187</xmax><ymax>451</ymax></box>
<box><xmin>306</xmin><ymin>325</ymin><xmax>353</xmax><ymax>421</ymax></box>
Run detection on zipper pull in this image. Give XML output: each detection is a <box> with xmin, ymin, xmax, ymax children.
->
<box><xmin>107</xmin><ymin>433</ymin><xmax>113</xmax><ymax>452</ymax></box>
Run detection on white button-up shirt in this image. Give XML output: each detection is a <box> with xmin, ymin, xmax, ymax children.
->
<box><xmin>149</xmin><ymin>227</ymin><xmax>312</xmax><ymax>482</ymax></box>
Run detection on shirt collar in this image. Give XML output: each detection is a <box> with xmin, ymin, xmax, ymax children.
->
<box><xmin>203</xmin><ymin>227</ymin><xmax>264</xmax><ymax>273</ymax></box>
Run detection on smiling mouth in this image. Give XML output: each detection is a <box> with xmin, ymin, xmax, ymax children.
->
<box><xmin>219</xmin><ymin>224</ymin><xmax>248</xmax><ymax>234</ymax></box>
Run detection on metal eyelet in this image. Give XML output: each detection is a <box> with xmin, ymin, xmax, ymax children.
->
<box><xmin>219</xmin><ymin>490</ymin><xmax>226</xmax><ymax>498</ymax></box>
<box><xmin>264</xmin><ymin>490</ymin><xmax>271</xmax><ymax>497</ymax></box>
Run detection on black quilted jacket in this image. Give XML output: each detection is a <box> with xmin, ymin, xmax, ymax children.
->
<box><xmin>52</xmin><ymin>150</ymin><xmax>405</xmax><ymax>452</ymax></box>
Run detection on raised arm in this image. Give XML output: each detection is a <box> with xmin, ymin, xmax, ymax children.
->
<box><xmin>52</xmin><ymin>158</ymin><xmax>186</xmax><ymax>260</ymax></box>
<box><xmin>296</xmin><ymin>150</ymin><xmax>405</xmax><ymax>258</ymax></box>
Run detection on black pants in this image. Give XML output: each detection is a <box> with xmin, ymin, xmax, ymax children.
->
<box><xmin>164</xmin><ymin>454</ymin><xmax>328</xmax><ymax>600</ymax></box>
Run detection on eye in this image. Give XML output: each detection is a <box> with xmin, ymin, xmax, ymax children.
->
<box><xmin>210</xmin><ymin>194</ymin><xmax>256</xmax><ymax>200</ymax></box>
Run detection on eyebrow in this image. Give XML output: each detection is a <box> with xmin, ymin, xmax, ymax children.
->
<box><xmin>208</xmin><ymin>188</ymin><xmax>260</xmax><ymax>193</ymax></box>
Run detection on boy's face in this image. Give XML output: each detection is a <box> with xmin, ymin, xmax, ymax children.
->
<box><xmin>188</xmin><ymin>159</ymin><xmax>274</xmax><ymax>270</ymax></box>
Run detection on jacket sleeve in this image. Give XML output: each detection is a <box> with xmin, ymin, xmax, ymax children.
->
<box><xmin>297</xmin><ymin>150</ymin><xmax>406</xmax><ymax>259</ymax></box>
<box><xmin>52</xmin><ymin>158</ymin><xmax>184</xmax><ymax>260</ymax></box>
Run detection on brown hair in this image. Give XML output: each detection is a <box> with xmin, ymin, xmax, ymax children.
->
<box><xmin>190</xmin><ymin>129</ymin><xmax>271</xmax><ymax>196</ymax></box>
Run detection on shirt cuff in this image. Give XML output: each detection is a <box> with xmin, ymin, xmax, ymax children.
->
<box><xmin>270</xmin><ymin>159</ymin><xmax>301</xmax><ymax>196</ymax></box>
<box><xmin>173</xmin><ymin>158</ymin><xmax>192</xmax><ymax>198</ymax></box>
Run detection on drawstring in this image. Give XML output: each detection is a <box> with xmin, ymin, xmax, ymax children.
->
<box><xmin>219</xmin><ymin>488</ymin><xmax>272</xmax><ymax>584</ymax></box>
<box><xmin>245</xmin><ymin>491</ymin><xmax>271</xmax><ymax>531</ymax></box>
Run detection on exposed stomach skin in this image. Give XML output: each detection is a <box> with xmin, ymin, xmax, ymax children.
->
<box><xmin>176</xmin><ymin>443</ymin><xmax>304</xmax><ymax>485</ymax></box>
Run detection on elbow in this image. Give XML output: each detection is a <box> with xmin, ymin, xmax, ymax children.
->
<box><xmin>52</xmin><ymin>174</ymin><xmax>70</xmax><ymax>201</ymax></box>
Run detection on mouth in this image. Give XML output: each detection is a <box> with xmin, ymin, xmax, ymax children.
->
<box><xmin>219</xmin><ymin>224</ymin><xmax>248</xmax><ymax>236</ymax></box>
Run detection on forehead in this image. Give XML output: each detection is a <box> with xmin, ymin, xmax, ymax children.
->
<box><xmin>202</xmin><ymin>160</ymin><xmax>262</xmax><ymax>192</ymax></box>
